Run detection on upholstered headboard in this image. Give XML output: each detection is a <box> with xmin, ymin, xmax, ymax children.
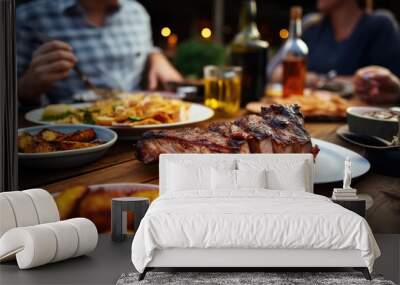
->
<box><xmin>159</xmin><ymin>154</ymin><xmax>314</xmax><ymax>195</ymax></box>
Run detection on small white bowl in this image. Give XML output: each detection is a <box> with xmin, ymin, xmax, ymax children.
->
<box><xmin>347</xmin><ymin>106</ymin><xmax>398</xmax><ymax>141</ymax></box>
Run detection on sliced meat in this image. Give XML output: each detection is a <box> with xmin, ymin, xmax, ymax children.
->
<box><xmin>233</xmin><ymin>115</ymin><xmax>273</xmax><ymax>153</ymax></box>
<box><xmin>36</xmin><ymin>128</ymin><xmax>96</xmax><ymax>142</ymax></box>
<box><xmin>208</xmin><ymin>121</ymin><xmax>250</xmax><ymax>154</ymax></box>
<box><xmin>64</xmin><ymin>128</ymin><xmax>97</xmax><ymax>142</ymax></box>
<box><xmin>136</xmin><ymin>127</ymin><xmax>246</xmax><ymax>164</ymax></box>
<box><xmin>57</xmin><ymin>141</ymin><xmax>101</xmax><ymax>151</ymax></box>
<box><xmin>209</xmin><ymin>116</ymin><xmax>273</xmax><ymax>154</ymax></box>
<box><xmin>261</xmin><ymin>104</ymin><xmax>313</xmax><ymax>154</ymax></box>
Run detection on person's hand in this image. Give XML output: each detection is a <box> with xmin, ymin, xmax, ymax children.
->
<box><xmin>146</xmin><ymin>52</ymin><xmax>183</xmax><ymax>90</ymax></box>
<box><xmin>19</xmin><ymin>41</ymin><xmax>76</xmax><ymax>102</ymax></box>
<box><xmin>305</xmin><ymin>71</ymin><xmax>320</xmax><ymax>88</ymax></box>
<box><xmin>353</xmin><ymin>66</ymin><xmax>400</xmax><ymax>104</ymax></box>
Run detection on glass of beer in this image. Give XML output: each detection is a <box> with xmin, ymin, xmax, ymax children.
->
<box><xmin>203</xmin><ymin>65</ymin><xmax>242</xmax><ymax>116</ymax></box>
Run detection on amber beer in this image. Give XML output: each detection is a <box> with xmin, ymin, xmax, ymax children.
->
<box><xmin>282</xmin><ymin>6</ymin><xmax>308</xmax><ymax>97</ymax></box>
<box><xmin>204</xmin><ymin>66</ymin><xmax>242</xmax><ymax>116</ymax></box>
<box><xmin>283</xmin><ymin>56</ymin><xmax>307</xmax><ymax>97</ymax></box>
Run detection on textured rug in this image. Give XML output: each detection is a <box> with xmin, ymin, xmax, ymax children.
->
<box><xmin>116</xmin><ymin>271</ymin><xmax>396</xmax><ymax>285</ymax></box>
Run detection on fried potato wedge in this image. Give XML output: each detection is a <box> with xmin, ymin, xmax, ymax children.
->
<box><xmin>54</xmin><ymin>186</ymin><xmax>88</xmax><ymax>220</ymax></box>
<box><xmin>19</xmin><ymin>131</ymin><xmax>58</xmax><ymax>153</ymax></box>
<box><xmin>37</xmin><ymin>128</ymin><xmax>65</xmax><ymax>142</ymax></box>
<box><xmin>18</xmin><ymin>132</ymin><xmax>35</xmax><ymax>152</ymax></box>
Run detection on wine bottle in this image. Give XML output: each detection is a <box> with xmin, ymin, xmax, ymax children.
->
<box><xmin>229</xmin><ymin>0</ymin><xmax>269</xmax><ymax>106</ymax></box>
<box><xmin>282</xmin><ymin>6</ymin><xmax>308</xmax><ymax>97</ymax></box>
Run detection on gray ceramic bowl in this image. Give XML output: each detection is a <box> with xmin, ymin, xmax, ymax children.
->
<box><xmin>18</xmin><ymin>125</ymin><xmax>117</xmax><ymax>169</ymax></box>
<box><xmin>347</xmin><ymin>106</ymin><xmax>398</xmax><ymax>141</ymax></box>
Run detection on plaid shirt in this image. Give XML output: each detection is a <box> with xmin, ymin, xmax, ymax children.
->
<box><xmin>17</xmin><ymin>0</ymin><xmax>156</xmax><ymax>104</ymax></box>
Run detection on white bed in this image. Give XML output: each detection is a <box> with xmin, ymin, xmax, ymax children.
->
<box><xmin>131</xmin><ymin>154</ymin><xmax>380</xmax><ymax>281</ymax></box>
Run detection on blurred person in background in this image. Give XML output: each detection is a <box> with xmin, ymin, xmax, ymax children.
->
<box><xmin>303</xmin><ymin>0</ymin><xmax>400</xmax><ymax>77</ymax></box>
<box><xmin>17</xmin><ymin>0</ymin><xmax>183</xmax><ymax>106</ymax></box>
<box><xmin>269</xmin><ymin>0</ymin><xmax>400</xmax><ymax>84</ymax></box>
<box><xmin>353</xmin><ymin>66</ymin><xmax>400</xmax><ymax>104</ymax></box>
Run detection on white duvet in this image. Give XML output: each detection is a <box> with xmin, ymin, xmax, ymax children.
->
<box><xmin>131</xmin><ymin>190</ymin><xmax>380</xmax><ymax>273</ymax></box>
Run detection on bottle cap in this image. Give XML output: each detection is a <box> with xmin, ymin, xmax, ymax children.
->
<box><xmin>290</xmin><ymin>6</ymin><xmax>303</xmax><ymax>20</ymax></box>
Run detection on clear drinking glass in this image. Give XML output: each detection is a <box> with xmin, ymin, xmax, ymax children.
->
<box><xmin>204</xmin><ymin>65</ymin><xmax>242</xmax><ymax>116</ymax></box>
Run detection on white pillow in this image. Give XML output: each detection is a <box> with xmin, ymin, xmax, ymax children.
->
<box><xmin>266</xmin><ymin>163</ymin><xmax>307</xmax><ymax>191</ymax></box>
<box><xmin>167</xmin><ymin>162</ymin><xmax>212</xmax><ymax>191</ymax></box>
<box><xmin>212</xmin><ymin>168</ymin><xmax>237</xmax><ymax>190</ymax></box>
<box><xmin>211</xmin><ymin>169</ymin><xmax>268</xmax><ymax>191</ymax></box>
<box><xmin>237</xmin><ymin>159</ymin><xmax>310</xmax><ymax>192</ymax></box>
<box><xmin>236</xmin><ymin>169</ymin><xmax>267</xmax><ymax>189</ymax></box>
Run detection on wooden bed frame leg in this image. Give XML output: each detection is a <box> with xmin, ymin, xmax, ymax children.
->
<box><xmin>354</xmin><ymin>267</ymin><xmax>371</xmax><ymax>280</ymax></box>
<box><xmin>138</xmin><ymin>268</ymin><xmax>148</xmax><ymax>281</ymax></box>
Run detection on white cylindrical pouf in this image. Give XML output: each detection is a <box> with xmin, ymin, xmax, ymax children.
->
<box><xmin>0</xmin><ymin>226</ymin><xmax>57</xmax><ymax>269</ymax></box>
<box><xmin>0</xmin><ymin>196</ymin><xmax>17</xmax><ymax>237</ymax></box>
<box><xmin>0</xmin><ymin>218</ymin><xmax>97</xmax><ymax>269</ymax></box>
<box><xmin>23</xmin><ymin>189</ymin><xmax>60</xmax><ymax>224</ymax></box>
<box><xmin>65</xmin><ymin>218</ymin><xmax>98</xmax><ymax>257</ymax></box>
<box><xmin>42</xmin><ymin>221</ymin><xmax>79</xmax><ymax>263</ymax></box>
<box><xmin>1</xmin><ymin>192</ymin><xmax>39</xmax><ymax>227</ymax></box>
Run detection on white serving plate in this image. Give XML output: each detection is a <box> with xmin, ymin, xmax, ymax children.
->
<box><xmin>18</xmin><ymin>125</ymin><xmax>117</xmax><ymax>169</ymax></box>
<box><xmin>73</xmin><ymin>90</ymin><xmax>185</xmax><ymax>102</ymax></box>
<box><xmin>312</xmin><ymin>138</ymin><xmax>370</xmax><ymax>184</ymax></box>
<box><xmin>25</xmin><ymin>102</ymin><xmax>214</xmax><ymax>135</ymax></box>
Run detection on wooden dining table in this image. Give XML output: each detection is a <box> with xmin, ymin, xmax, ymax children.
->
<box><xmin>18</xmin><ymin>111</ymin><xmax>400</xmax><ymax>234</ymax></box>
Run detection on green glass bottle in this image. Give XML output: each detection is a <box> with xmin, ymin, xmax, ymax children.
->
<box><xmin>229</xmin><ymin>0</ymin><xmax>269</xmax><ymax>106</ymax></box>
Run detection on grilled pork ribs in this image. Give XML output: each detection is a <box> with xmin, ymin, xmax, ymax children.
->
<box><xmin>135</xmin><ymin>104</ymin><xmax>319</xmax><ymax>164</ymax></box>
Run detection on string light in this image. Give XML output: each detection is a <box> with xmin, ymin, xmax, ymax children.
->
<box><xmin>201</xmin><ymin>27</ymin><xmax>212</xmax><ymax>39</ymax></box>
<box><xmin>161</xmin><ymin>27</ymin><xmax>171</xmax><ymax>37</ymax></box>
<box><xmin>279</xmin><ymin>28</ymin><xmax>289</xmax><ymax>39</ymax></box>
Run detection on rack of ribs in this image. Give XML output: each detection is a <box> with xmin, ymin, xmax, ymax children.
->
<box><xmin>135</xmin><ymin>104</ymin><xmax>319</xmax><ymax>164</ymax></box>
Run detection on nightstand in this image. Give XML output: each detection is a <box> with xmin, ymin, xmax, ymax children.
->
<box><xmin>332</xmin><ymin>199</ymin><xmax>366</xmax><ymax>217</ymax></box>
<box><xmin>111</xmin><ymin>197</ymin><xmax>149</xmax><ymax>242</ymax></box>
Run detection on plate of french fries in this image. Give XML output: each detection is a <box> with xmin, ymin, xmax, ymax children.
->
<box><xmin>18</xmin><ymin>125</ymin><xmax>117</xmax><ymax>168</ymax></box>
<box><xmin>25</xmin><ymin>92</ymin><xmax>214</xmax><ymax>136</ymax></box>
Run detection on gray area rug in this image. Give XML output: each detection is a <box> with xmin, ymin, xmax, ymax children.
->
<box><xmin>116</xmin><ymin>272</ymin><xmax>396</xmax><ymax>285</ymax></box>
